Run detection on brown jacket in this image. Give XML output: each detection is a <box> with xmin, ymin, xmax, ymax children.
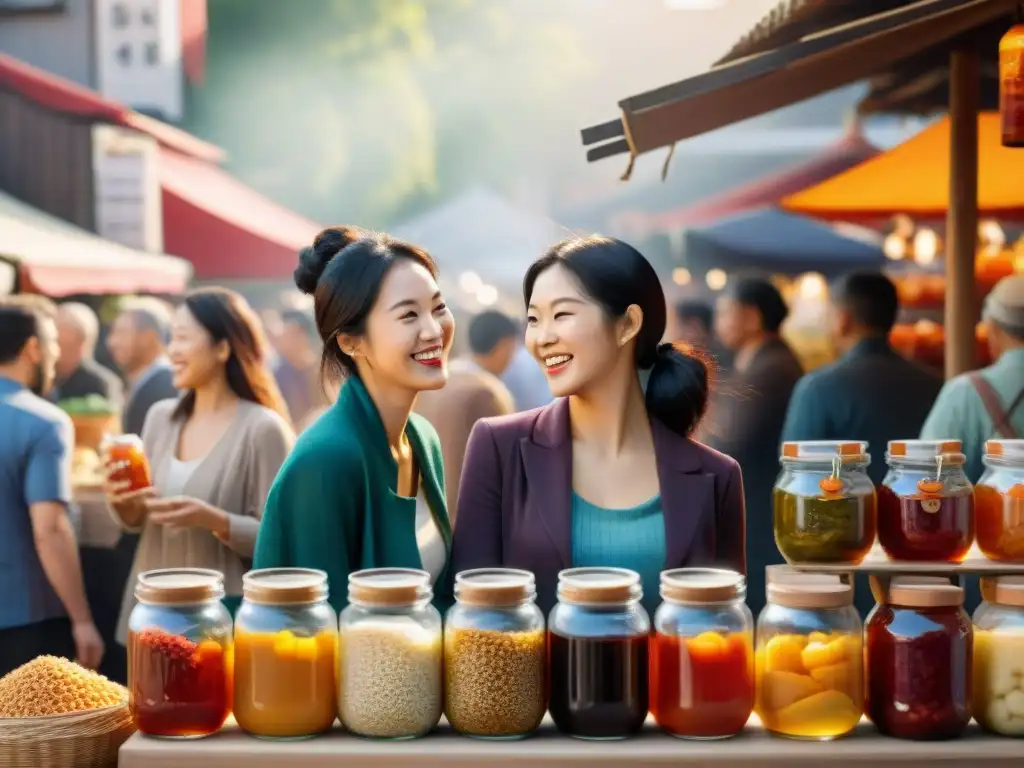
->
<box><xmin>415</xmin><ymin>360</ymin><xmax>514</xmax><ymax>519</ymax></box>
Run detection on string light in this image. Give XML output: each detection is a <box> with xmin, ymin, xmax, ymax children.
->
<box><xmin>672</xmin><ymin>268</ymin><xmax>691</xmax><ymax>286</ymax></box>
<box><xmin>705</xmin><ymin>269</ymin><xmax>727</xmax><ymax>291</ymax></box>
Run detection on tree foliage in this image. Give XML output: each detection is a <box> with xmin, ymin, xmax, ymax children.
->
<box><xmin>182</xmin><ymin>0</ymin><xmax>590</xmax><ymax>227</ymax></box>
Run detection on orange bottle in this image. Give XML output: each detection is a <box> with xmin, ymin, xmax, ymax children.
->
<box><xmin>102</xmin><ymin>434</ymin><xmax>152</xmax><ymax>492</ymax></box>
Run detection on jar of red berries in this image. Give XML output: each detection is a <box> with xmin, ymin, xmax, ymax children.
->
<box><xmin>127</xmin><ymin>568</ymin><xmax>234</xmax><ymax>738</ymax></box>
<box><xmin>866</xmin><ymin>577</ymin><xmax>972</xmax><ymax>740</ymax></box>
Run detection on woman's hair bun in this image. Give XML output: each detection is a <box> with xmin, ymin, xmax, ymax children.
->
<box><xmin>294</xmin><ymin>225</ymin><xmax>365</xmax><ymax>295</ymax></box>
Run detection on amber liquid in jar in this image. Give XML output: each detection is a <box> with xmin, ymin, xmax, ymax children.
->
<box><xmin>1001</xmin><ymin>24</ymin><xmax>1024</xmax><ymax>148</ymax></box>
<box><xmin>975</xmin><ymin>440</ymin><xmax>1024</xmax><ymax>562</ymax></box>
<box><xmin>866</xmin><ymin>585</ymin><xmax>972</xmax><ymax>740</ymax></box>
<box><xmin>105</xmin><ymin>435</ymin><xmax>153</xmax><ymax>492</ymax></box>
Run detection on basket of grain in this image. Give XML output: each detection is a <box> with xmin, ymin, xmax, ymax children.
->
<box><xmin>0</xmin><ymin>656</ymin><xmax>136</xmax><ymax>768</ymax></box>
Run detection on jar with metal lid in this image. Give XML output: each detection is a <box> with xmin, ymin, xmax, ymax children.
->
<box><xmin>650</xmin><ymin>568</ymin><xmax>754</xmax><ymax>739</ymax></box>
<box><xmin>127</xmin><ymin>568</ymin><xmax>233</xmax><ymax>738</ymax></box>
<box><xmin>338</xmin><ymin>568</ymin><xmax>442</xmax><ymax>740</ymax></box>
<box><xmin>100</xmin><ymin>433</ymin><xmax>152</xmax><ymax>493</ymax></box>
<box><xmin>773</xmin><ymin>441</ymin><xmax>877</xmax><ymax>564</ymax></box>
<box><xmin>866</xmin><ymin>577</ymin><xmax>971</xmax><ymax>739</ymax></box>
<box><xmin>1001</xmin><ymin>21</ymin><xmax>1024</xmax><ymax>147</ymax></box>
<box><xmin>234</xmin><ymin>568</ymin><xmax>338</xmax><ymax>739</ymax></box>
<box><xmin>973</xmin><ymin>576</ymin><xmax>1024</xmax><ymax>735</ymax></box>
<box><xmin>548</xmin><ymin>567</ymin><xmax>650</xmax><ymax>740</ymax></box>
<box><xmin>878</xmin><ymin>439</ymin><xmax>974</xmax><ymax>562</ymax></box>
<box><xmin>755</xmin><ymin>571</ymin><xmax>863</xmax><ymax>740</ymax></box>
<box><xmin>444</xmin><ymin>568</ymin><xmax>545</xmax><ymax>739</ymax></box>
<box><xmin>976</xmin><ymin>439</ymin><xmax>1024</xmax><ymax>562</ymax></box>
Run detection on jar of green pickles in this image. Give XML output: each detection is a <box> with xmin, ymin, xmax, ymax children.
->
<box><xmin>773</xmin><ymin>441</ymin><xmax>877</xmax><ymax>565</ymax></box>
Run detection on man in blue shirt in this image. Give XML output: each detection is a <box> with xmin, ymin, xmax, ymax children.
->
<box><xmin>781</xmin><ymin>272</ymin><xmax>942</xmax><ymax>485</ymax></box>
<box><xmin>0</xmin><ymin>296</ymin><xmax>103</xmax><ymax>675</ymax></box>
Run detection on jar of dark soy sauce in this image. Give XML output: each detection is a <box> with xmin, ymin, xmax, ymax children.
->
<box><xmin>548</xmin><ymin>567</ymin><xmax>650</xmax><ymax>740</ymax></box>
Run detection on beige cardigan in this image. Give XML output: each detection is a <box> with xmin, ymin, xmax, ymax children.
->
<box><xmin>113</xmin><ymin>398</ymin><xmax>294</xmax><ymax>642</ymax></box>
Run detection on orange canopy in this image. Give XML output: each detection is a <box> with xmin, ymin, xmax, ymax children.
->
<box><xmin>781</xmin><ymin>113</ymin><xmax>1024</xmax><ymax>221</ymax></box>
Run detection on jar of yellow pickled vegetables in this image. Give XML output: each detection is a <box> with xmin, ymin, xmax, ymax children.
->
<box><xmin>755</xmin><ymin>571</ymin><xmax>863</xmax><ymax>740</ymax></box>
<box><xmin>773</xmin><ymin>441</ymin><xmax>876</xmax><ymax>565</ymax></box>
<box><xmin>234</xmin><ymin>568</ymin><xmax>338</xmax><ymax>739</ymax></box>
<box><xmin>974</xmin><ymin>576</ymin><xmax>1024</xmax><ymax>736</ymax></box>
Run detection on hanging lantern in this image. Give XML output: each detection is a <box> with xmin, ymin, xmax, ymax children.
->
<box><xmin>1000</xmin><ymin>13</ymin><xmax>1024</xmax><ymax>147</ymax></box>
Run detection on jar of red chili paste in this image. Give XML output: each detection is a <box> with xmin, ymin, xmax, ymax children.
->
<box><xmin>878</xmin><ymin>440</ymin><xmax>974</xmax><ymax>562</ymax></box>
<box><xmin>866</xmin><ymin>577</ymin><xmax>972</xmax><ymax>740</ymax></box>
<box><xmin>128</xmin><ymin>568</ymin><xmax>233</xmax><ymax>738</ymax></box>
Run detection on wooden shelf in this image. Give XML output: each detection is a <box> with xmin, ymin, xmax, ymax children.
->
<box><xmin>778</xmin><ymin>546</ymin><xmax>1024</xmax><ymax>576</ymax></box>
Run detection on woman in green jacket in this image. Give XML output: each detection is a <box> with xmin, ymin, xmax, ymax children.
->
<box><xmin>253</xmin><ymin>226</ymin><xmax>455</xmax><ymax>613</ymax></box>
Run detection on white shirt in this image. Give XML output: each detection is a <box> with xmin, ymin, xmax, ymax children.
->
<box><xmin>415</xmin><ymin>481</ymin><xmax>446</xmax><ymax>585</ymax></box>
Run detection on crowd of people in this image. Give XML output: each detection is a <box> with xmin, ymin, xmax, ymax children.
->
<box><xmin>1</xmin><ymin>223</ymin><xmax>1023</xmax><ymax>680</ymax></box>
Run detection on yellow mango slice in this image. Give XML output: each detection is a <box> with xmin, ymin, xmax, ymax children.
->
<box><xmin>765</xmin><ymin>634</ymin><xmax>808</xmax><ymax>674</ymax></box>
<box><xmin>771</xmin><ymin>690</ymin><xmax>861</xmax><ymax>738</ymax></box>
<box><xmin>801</xmin><ymin>635</ymin><xmax>858</xmax><ymax>670</ymax></box>
<box><xmin>294</xmin><ymin>637</ymin><xmax>319</xmax><ymax>663</ymax></box>
<box><xmin>808</xmin><ymin>631</ymin><xmax>832</xmax><ymax>645</ymax></box>
<box><xmin>759</xmin><ymin>670</ymin><xmax>825</xmax><ymax>711</ymax></box>
<box><xmin>809</xmin><ymin>661</ymin><xmax>859</xmax><ymax>695</ymax></box>
<box><xmin>273</xmin><ymin>629</ymin><xmax>297</xmax><ymax>657</ymax></box>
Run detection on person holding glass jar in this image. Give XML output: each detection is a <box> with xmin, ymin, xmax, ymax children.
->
<box><xmin>254</xmin><ymin>227</ymin><xmax>455</xmax><ymax>614</ymax></box>
<box><xmin>451</xmin><ymin>236</ymin><xmax>746</xmax><ymax>616</ymax></box>
<box><xmin>103</xmin><ymin>288</ymin><xmax>294</xmax><ymax>645</ymax></box>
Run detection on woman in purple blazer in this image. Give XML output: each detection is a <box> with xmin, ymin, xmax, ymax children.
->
<box><xmin>452</xmin><ymin>235</ymin><xmax>746</xmax><ymax>614</ymax></box>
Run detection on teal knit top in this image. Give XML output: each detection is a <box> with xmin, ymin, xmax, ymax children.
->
<box><xmin>570</xmin><ymin>492</ymin><xmax>666</xmax><ymax>617</ymax></box>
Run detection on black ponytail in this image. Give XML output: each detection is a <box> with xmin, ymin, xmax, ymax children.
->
<box><xmin>523</xmin><ymin>235</ymin><xmax>710</xmax><ymax>437</ymax></box>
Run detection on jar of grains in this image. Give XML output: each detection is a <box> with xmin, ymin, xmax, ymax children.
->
<box><xmin>650</xmin><ymin>568</ymin><xmax>754</xmax><ymax>739</ymax></box>
<box><xmin>973</xmin><ymin>576</ymin><xmax>1024</xmax><ymax>736</ymax></box>
<box><xmin>444</xmin><ymin>568</ymin><xmax>546</xmax><ymax>739</ymax></box>
<box><xmin>548</xmin><ymin>567</ymin><xmax>650</xmax><ymax>740</ymax></box>
<box><xmin>127</xmin><ymin>568</ymin><xmax>233</xmax><ymax>738</ymax></box>
<box><xmin>338</xmin><ymin>568</ymin><xmax>442</xmax><ymax>739</ymax></box>
<box><xmin>234</xmin><ymin>568</ymin><xmax>338</xmax><ymax>739</ymax></box>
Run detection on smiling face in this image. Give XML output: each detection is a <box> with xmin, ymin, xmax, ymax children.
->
<box><xmin>344</xmin><ymin>258</ymin><xmax>454</xmax><ymax>393</ymax></box>
<box><xmin>167</xmin><ymin>305</ymin><xmax>228</xmax><ymax>390</ymax></box>
<box><xmin>525</xmin><ymin>263</ymin><xmax>635</xmax><ymax>399</ymax></box>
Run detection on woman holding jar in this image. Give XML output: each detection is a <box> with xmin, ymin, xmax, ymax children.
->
<box><xmin>103</xmin><ymin>287</ymin><xmax>294</xmax><ymax>643</ymax></box>
<box><xmin>253</xmin><ymin>226</ymin><xmax>455</xmax><ymax>613</ymax></box>
<box><xmin>451</xmin><ymin>235</ymin><xmax>746</xmax><ymax>615</ymax></box>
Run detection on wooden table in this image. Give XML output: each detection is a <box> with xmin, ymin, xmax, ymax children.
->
<box><xmin>119</xmin><ymin>719</ymin><xmax>1023</xmax><ymax>768</ymax></box>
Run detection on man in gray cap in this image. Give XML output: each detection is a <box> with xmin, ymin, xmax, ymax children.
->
<box><xmin>921</xmin><ymin>275</ymin><xmax>1024</xmax><ymax>481</ymax></box>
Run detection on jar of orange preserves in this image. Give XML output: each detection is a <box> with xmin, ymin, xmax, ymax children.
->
<box><xmin>976</xmin><ymin>440</ymin><xmax>1024</xmax><ymax>562</ymax></box>
<box><xmin>234</xmin><ymin>569</ymin><xmax>338</xmax><ymax>739</ymax></box>
<box><xmin>650</xmin><ymin>568</ymin><xmax>754</xmax><ymax>739</ymax></box>
<box><xmin>101</xmin><ymin>434</ymin><xmax>152</xmax><ymax>493</ymax></box>
<box><xmin>755</xmin><ymin>572</ymin><xmax>863</xmax><ymax>741</ymax></box>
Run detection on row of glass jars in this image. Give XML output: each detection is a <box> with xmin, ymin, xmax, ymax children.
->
<box><xmin>774</xmin><ymin>438</ymin><xmax>1024</xmax><ymax>565</ymax></box>
<box><xmin>126</xmin><ymin>564</ymin><xmax>1024</xmax><ymax>743</ymax></box>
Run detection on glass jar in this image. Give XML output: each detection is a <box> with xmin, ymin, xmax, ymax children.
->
<box><xmin>650</xmin><ymin>568</ymin><xmax>754</xmax><ymax>739</ymax></box>
<box><xmin>866</xmin><ymin>578</ymin><xmax>972</xmax><ymax>739</ymax></box>
<box><xmin>1001</xmin><ymin>22</ymin><xmax>1024</xmax><ymax>148</ymax></box>
<box><xmin>548</xmin><ymin>567</ymin><xmax>650</xmax><ymax>740</ymax></box>
<box><xmin>234</xmin><ymin>568</ymin><xmax>338</xmax><ymax>739</ymax></box>
<box><xmin>976</xmin><ymin>440</ymin><xmax>1024</xmax><ymax>562</ymax></box>
<box><xmin>444</xmin><ymin>568</ymin><xmax>545</xmax><ymax>739</ymax></box>
<box><xmin>973</xmin><ymin>576</ymin><xmax>1024</xmax><ymax>736</ymax></box>
<box><xmin>101</xmin><ymin>433</ymin><xmax>152</xmax><ymax>492</ymax></box>
<box><xmin>338</xmin><ymin>568</ymin><xmax>442</xmax><ymax>740</ymax></box>
<box><xmin>127</xmin><ymin>568</ymin><xmax>233</xmax><ymax>738</ymax></box>
<box><xmin>755</xmin><ymin>572</ymin><xmax>863</xmax><ymax>740</ymax></box>
<box><xmin>773</xmin><ymin>441</ymin><xmax>877</xmax><ymax>564</ymax></box>
<box><xmin>878</xmin><ymin>439</ymin><xmax>974</xmax><ymax>562</ymax></box>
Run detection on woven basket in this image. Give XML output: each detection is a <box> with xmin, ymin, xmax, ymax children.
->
<box><xmin>0</xmin><ymin>699</ymin><xmax>136</xmax><ymax>768</ymax></box>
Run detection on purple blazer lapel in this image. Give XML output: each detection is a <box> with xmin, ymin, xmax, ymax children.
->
<box><xmin>651</xmin><ymin>419</ymin><xmax>715</xmax><ymax>568</ymax></box>
<box><xmin>519</xmin><ymin>399</ymin><xmax>573</xmax><ymax>570</ymax></box>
